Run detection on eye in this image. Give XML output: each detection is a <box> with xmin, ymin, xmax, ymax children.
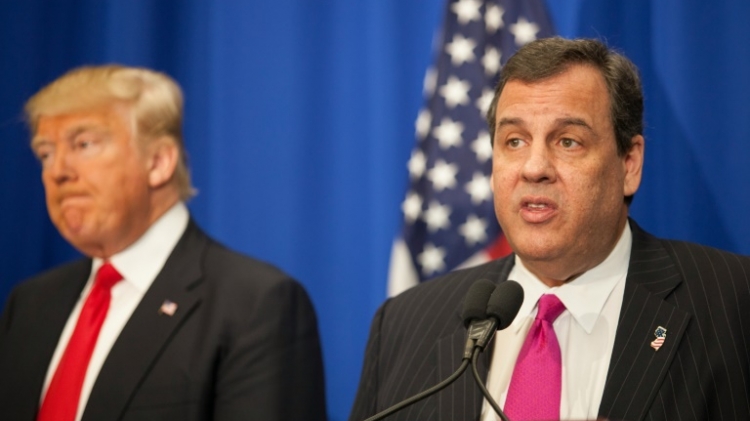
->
<box><xmin>33</xmin><ymin>145</ymin><xmax>54</xmax><ymax>166</ymax></box>
<box><xmin>560</xmin><ymin>138</ymin><xmax>580</xmax><ymax>149</ymax></box>
<box><xmin>74</xmin><ymin>137</ymin><xmax>93</xmax><ymax>149</ymax></box>
<box><xmin>72</xmin><ymin>133</ymin><xmax>103</xmax><ymax>155</ymax></box>
<box><xmin>507</xmin><ymin>138</ymin><xmax>525</xmax><ymax>149</ymax></box>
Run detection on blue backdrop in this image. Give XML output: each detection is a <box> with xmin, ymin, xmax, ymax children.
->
<box><xmin>1</xmin><ymin>1</ymin><xmax>749</xmax><ymax>420</ymax></box>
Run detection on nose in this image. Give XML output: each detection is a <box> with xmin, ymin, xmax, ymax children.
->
<box><xmin>45</xmin><ymin>148</ymin><xmax>75</xmax><ymax>184</ymax></box>
<box><xmin>521</xmin><ymin>142</ymin><xmax>555</xmax><ymax>183</ymax></box>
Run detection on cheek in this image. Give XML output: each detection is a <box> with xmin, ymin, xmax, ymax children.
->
<box><xmin>41</xmin><ymin>179</ymin><xmax>60</xmax><ymax>213</ymax></box>
<box><xmin>570</xmin><ymin>165</ymin><xmax>624</xmax><ymax>212</ymax></box>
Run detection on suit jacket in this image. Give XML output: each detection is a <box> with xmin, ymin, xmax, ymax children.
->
<box><xmin>0</xmin><ymin>220</ymin><xmax>327</xmax><ymax>421</ymax></box>
<box><xmin>349</xmin><ymin>221</ymin><xmax>750</xmax><ymax>421</ymax></box>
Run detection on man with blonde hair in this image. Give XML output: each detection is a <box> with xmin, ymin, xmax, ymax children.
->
<box><xmin>0</xmin><ymin>65</ymin><xmax>326</xmax><ymax>421</ymax></box>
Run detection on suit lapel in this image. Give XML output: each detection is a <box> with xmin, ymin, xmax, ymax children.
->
<box><xmin>598</xmin><ymin>221</ymin><xmax>691</xmax><ymax>421</ymax></box>
<box><xmin>81</xmin><ymin>222</ymin><xmax>207</xmax><ymax>421</ymax></box>
<box><xmin>435</xmin><ymin>323</ymin><xmax>488</xmax><ymax>421</ymax></box>
<box><xmin>436</xmin><ymin>256</ymin><xmax>514</xmax><ymax>421</ymax></box>
<box><xmin>5</xmin><ymin>259</ymin><xmax>91</xmax><ymax>421</ymax></box>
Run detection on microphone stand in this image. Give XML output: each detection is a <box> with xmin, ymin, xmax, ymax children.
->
<box><xmin>470</xmin><ymin>347</ymin><xmax>510</xmax><ymax>421</ymax></box>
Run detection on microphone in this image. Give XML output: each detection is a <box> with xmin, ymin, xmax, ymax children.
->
<box><xmin>363</xmin><ymin>279</ymin><xmax>495</xmax><ymax>421</ymax></box>
<box><xmin>469</xmin><ymin>280</ymin><xmax>524</xmax><ymax>421</ymax></box>
<box><xmin>462</xmin><ymin>279</ymin><xmax>497</xmax><ymax>358</ymax></box>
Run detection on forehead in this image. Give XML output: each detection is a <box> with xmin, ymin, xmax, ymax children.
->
<box><xmin>33</xmin><ymin>104</ymin><xmax>133</xmax><ymax>142</ymax></box>
<box><xmin>495</xmin><ymin>65</ymin><xmax>611</xmax><ymax>127</ymax></box>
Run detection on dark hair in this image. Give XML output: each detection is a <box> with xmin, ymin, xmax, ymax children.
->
<box><xmin>486</xmin><ymin>37</ymin><xmax>643</xmax><ymax>157</ymax></box>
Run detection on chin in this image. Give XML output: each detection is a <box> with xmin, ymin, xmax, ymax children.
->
<box><xmin>510</xmin><ymin>237</ymin><xmax>566</xmax><ymax>262</ymax></box>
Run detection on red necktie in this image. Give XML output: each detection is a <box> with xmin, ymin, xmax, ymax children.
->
<box><xmin>37</xmin><ymin>262</ymin><xmax>123</xmax><ymax>421</ymax></box>
<box><xmin>504</xmin><ymin>294</ymin><xmax>566</xmax><ymax>421</ymax></box>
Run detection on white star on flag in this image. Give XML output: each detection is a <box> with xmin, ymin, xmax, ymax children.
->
<box><xmin>417</xmin><ymin>243</ymin><xmax>447</xmax><ymax>275</ymax></box>
<box><xmin>459</xmin><ymin>214</ymin><xmax>489</xmax><ymax>246</ymax></box>
<box><xmin>482</xmin><ymin>46</ymin><xmax>502</xmax><ymax>76</ymax></box>
<box><xmin>408</xmin><ymin>150</ymin><xmax>427</xmax><ymax>179</ymax></box>
<box><xmin>510</xmin><ymin>17</ymin><xmax>540</xmax><ymax>46</ymax></box>
<box><xmin>427</xmin><ymin>159</ymin><xmax>459</xmax><ymax>191</ymax></box>
<box><xmin>458</xmin><ymin>214</ymin><xmax>494</xmax><ymax>246</ymax></box>
<box><xmin>415</xmin><ymin>109</ymin><xmax>432</xmax><ymax>139</ymax></box>
<box><xmin>432</xmin><ymin>117</ymin><xmax>465</xmax><ymax>149</ymax></box>
<box><xmin>445</xmin><ymin>34</ymin><xmax>477</xmax><ymax>66</ymax></box>
<box><xmin>439</xmin><ymin>76</ymin><xmax>472</xmax><ymax>108</ymax></box>
<box><xmin>476</xmin><ymin>88</ymin><xmax>494</xmax><ymax>116</ymax></box>
<box><xmin>424</xmin><ymin>201</ymin><xmax>453</xmax><ymax>232</ymax></box>
<box><xmin>402</xmin><ymin>192</ymin><xmax>423</xmax><ymax>223</ymax></box>
<box><xmin>465</xmin><ymin>172</ymin><xmax>492</xmax><ymax>204</ymax></box>
<box><xmin>451</xmin><ymin>0</ymin><xmax>482</xmax><ymax>25</ymax></box>
<box><xmin>485</xmin><ymin>4</ymin><xmax>505</xmax><ymax>33</ymax></box>
<box><xmin>471</xmin><ymin>132</ymin><xmax>493</xmax><ymax>163</ymax></box>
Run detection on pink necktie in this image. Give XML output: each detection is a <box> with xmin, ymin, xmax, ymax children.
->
<box><xmin>504</xmin><ymin>294</ymin><xmax>566</xmax><ymax>421</ymax></box>
<box><xmin>37</xmin><ymin>262</ymin><xmax>123</xmax><ymax>421</ymax></box>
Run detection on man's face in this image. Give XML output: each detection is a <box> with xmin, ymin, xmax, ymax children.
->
<box><xmin>32</xmin><ymin>105</ymin><xmax>155</xmax><ymax>258</ymax></box>
<box><xmin>490</xmin><ymin>64</ymin><xmax>643</xmax><ymax>284</ymax></box>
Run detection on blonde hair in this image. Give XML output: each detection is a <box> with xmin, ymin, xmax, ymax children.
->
<box><xmin>25</xmin><ymin>65</ymin><xmax>195</xmax><ymax>200</ymax></box>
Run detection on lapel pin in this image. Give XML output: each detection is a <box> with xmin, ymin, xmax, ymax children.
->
<box><xmin>159</xmin><ymin>300</ymin><xmax>178</xmax><ymax>316</ymax></box>
<box><xmin>651</xmin><ymin>326</ymin><xmax>667</xmax><ymax>351</ymax></box>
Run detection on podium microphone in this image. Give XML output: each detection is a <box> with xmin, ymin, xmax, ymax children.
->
<box><xmin>363</xmin><ymin>279</ymin><xmax>521</xmax><ymax>421</ymax></box>
<box><xmin>469</xmin><ymin>280</ymin><xmax>524</xmax><ymax>421</ymax></box>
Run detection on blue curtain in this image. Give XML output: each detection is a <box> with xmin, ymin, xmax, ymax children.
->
<box><xmin>1</xmin><ymin>1</ymin><xmax>748</xmax><ymax>420</ymax></box>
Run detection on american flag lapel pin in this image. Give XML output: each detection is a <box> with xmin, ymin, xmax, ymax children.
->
<box><xmin>651</xmin><ymin>326</ymin><xmax>667</xmax><ymax>351</ymax></box>
<box><xmin>159</xmin><ymin>300</ymin><xmax>178</xmax><ymax>316</ymax></box>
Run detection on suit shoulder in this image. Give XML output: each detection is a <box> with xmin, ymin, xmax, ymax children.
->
<box><xmin>656</xmin><ymin>238</ymin><xmax>750</xmax><ymax>310</ymax></box>
<box><xmin>10</xmin><ymin>258</ymin><xmax>90</xmax><ymax>297</ymax></box>
<box><xmin>198</xmin><ymin>237</ymin><xmax>311</xmax><ymax>301</ymax></box>
<box><xmin>659</xmin><ymin>238</ymin><xmax>750</xmax><ymax>273</ymax></box>
<box><xmin>391</xmin><ymin>258</ymin><xmax>511</xmax><ymax>303</ymax></box>
<box><xmin>382</xmin><ymin>257</ymin><xmax>512</xmax><ymax>325</ymax></box>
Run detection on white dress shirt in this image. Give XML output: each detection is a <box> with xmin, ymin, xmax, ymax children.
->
<box><xmin>481</xmin><ymin>222</ymin><xmax>632</xmax><ymax>421</ymax></box>
<box><xmin>40</xmin><ymin>202</ymin><xmax>189</xmax><ymax>421</ymax></box>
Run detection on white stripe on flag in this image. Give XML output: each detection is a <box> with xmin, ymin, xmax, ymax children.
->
<box><xmin>387</xmin><ymin>238</ymin><xmax>420</xmax><ymax>297</ymax></box>
<box><xmin>454</xmin><ymin>249</ymin><xmax>492</xmax><ymax>271</ymax></box>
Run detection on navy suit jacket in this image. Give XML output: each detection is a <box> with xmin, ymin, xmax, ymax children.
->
<box><xmin>0</xmin><ymin>220</ymin><xmax>327</xmax><ymax>421</ymax></box>
<box><xmin>349</xmin><ymin>221</ymin><xmax>750</xmax><ymax>421</ymax></box>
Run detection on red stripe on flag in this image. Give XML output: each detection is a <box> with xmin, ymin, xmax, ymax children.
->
<box><xmin>486</xmin><ymin>234</ymin><xmax>512</xmax><ymax>260</ymax></box>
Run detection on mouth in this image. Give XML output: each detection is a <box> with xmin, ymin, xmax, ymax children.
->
<box><xmin>519</xmin><ymin>196</ymin><xmax>558</xmax><ymax>223</ymax></box>
<box><xmin>58</xmin><ymin>194</ymin><xmax>90</xmax><ymax>206</ymax></box>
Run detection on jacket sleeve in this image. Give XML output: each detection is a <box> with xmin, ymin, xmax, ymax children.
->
<box><xmin>212</xmin><ymin>277</ymin><xmax>327</xmax><ymax>421</ymax></box>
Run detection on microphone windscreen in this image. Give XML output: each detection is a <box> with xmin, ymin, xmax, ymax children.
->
<box><xmin>486</xmin><ymin>280</ymin><xmax>524</xmax><ymax>330</ymax></box>
<box><xmin>462</xmin><ymin>279</ymin><xmax>495</xmax><ymax>327</ymax></box>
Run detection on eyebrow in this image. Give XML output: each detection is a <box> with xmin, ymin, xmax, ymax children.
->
<box><xmin>30</xmin><ymin>125</ymin><xmax>101</xmax><ymax>149</ymax></box>
<box><xmin>555</xmin><ymin>117</ymin><xmax>593</xmax><ymax>132</ymax></box>
<box><xmin>495</xmin><ymin>117</ymin><xmax>594</xmax><ymax>132</ymax></box>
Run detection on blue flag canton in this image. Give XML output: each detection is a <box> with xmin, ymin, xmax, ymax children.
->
<box><xmin>401</xmin><ymin>0</ymin><xmax>555</xmax><ymax>281</ymax></box>
<box><xmin>654</xmin><ymin>326</ymin><xmax>667</xmax><ymax>338</ymax></box>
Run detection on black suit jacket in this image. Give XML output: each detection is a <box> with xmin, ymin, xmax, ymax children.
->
<box><xmin>349</xmin><ymin>221</ymin><xmax>750</xmax><ymax>421</ymax></box>
<box><xmin>0</xmin><ymin>220</ymin><xmax>327</xmax><ymax>421</ymax></box>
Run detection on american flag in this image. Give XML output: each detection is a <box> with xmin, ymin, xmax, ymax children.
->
<box><xmin>159</xmin><ymin>300</ymin><xmax>178</xmax><ymax>316</ymax></box>
<box><xmin>388</xmin><ymin>0</ymin><xmax>555</xmax><ymax>296</ymax></box>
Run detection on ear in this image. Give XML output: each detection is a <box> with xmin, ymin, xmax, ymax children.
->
<box><xmin>490</xmin><ymin>172</ymin><xmax>496</xmax><ymax>194</ymax></box>
<box><xmin>146</xmin><ymin>136</ymin><xmax>179</xmax><ymax>189</ymax></box>
<box><xmin>622</xmin><ymin>134</ymin><xmax>644</xmax><ymax>197</ymax></box>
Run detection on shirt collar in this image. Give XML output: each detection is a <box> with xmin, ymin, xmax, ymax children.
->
<box><xmin>510</xmin><ymin>221</ymin><xmax>632</xmax><ymax>334</ymax></box>
<box><xmin>92</xmin><ymin>202</ymin><xmax>190</xmax><ymax>292</ymax></box>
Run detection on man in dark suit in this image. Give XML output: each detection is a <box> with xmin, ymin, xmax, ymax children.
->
<box><xmin>349</xmin><ymin>38</ymin><xmax>750</xmax><ymax>421</ymax></box>
<box><xmin>0</xmin><ymin>65</ymin><xmax>326</xmax><ymax>421</ymax></box>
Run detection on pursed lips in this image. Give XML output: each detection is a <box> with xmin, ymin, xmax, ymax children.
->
<box><xmin>57</xmin><ymin>193</ymin><xmax>90</xmax><ymax>206</ymax></box>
